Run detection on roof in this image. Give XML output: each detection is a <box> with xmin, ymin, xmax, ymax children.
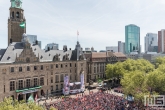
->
<box><xmin>0</xmin><ymin>42</ymin><xmax>85</xmax><ymax>63</ymax></box>
<box><xmin>91</xmin><ymin>52</ymin><xmax>106</xmax><ymax>58</ymax></box>
<box><xmin>113</xmin><ymin>52</ymin><xmax>126</xmax><ymax>57</ymax></box>
<box><xmin>0</xmin><ymin>49</ymin><xmax>6</xmax><ymax>60</ymax></box>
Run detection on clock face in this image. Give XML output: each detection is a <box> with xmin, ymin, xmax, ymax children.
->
<box><xmin>15</xmin><ymin>1</ymin><xmax>20</xmax><ymax>7</ymax></box>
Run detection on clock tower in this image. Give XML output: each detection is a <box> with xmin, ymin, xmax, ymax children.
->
<box><xmin>8</xmin><ymin>0</ymin><xmax>26</xmax><ymax>45</ymax></box>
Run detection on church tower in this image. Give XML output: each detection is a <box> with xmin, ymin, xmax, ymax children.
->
<box><xmin>8</xmin><ymin>0</ymin><xmax>26</xmax><ymax>45</ymax></box>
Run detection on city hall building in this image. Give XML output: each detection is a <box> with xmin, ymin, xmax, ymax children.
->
<box><xmin>0</xmin><ymin>0</ymin><xmax>87</xmax><ymax>101</ymax></box>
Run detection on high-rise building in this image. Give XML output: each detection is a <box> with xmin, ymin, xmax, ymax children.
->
<box><xmin>106</xmin><ymin>46</ymin><xmax>118</xmax><ymax>52</ymax></box>
<box><xmin>8</xmin><ymin>0</ymin><xmax>26</xmax><ymax>45</ymax></box>
<box><xmin>144</xmin><ymin>33</ymin><xmax>158</xmax><ymax>53</ymax></box>
<box><xmin>158</xmin><ymin>30</ymin><xmax>165</xmax><ymax>53</ymax></box>
<box><xmin>118</xmin><ymin>41</ymin><xmax>125</xmax><ymax>54</ymax></box>
<box><xmin>125</xmin><ymin>24</ymin><xmax>140</xmax><ymax>54</ymax></box>
<box><xmin>45</xmin><ymin>43</ymin><xmax>59</xmax><ymax>51</ymax></box>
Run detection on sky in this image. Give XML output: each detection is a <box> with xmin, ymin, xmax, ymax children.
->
<box><xmin>0</xmin><ymin>0</ymin><xmax>165</xmax><ymax>52</ymax></box>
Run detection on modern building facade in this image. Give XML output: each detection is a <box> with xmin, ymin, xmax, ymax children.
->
<box><xmin>125</xmin><ymin>24</ymin><xmax>140</xmax><ymax>54</ymax></box>
<box><xmin>8</xmin><ymin>0</ymin><xmax>26</xmax><ymax>45</ymax></box>
<box><xmin>144</xmin><ymin>33</ymin><xmax>158</xmax><ymax>53</ymax></box>
<box><xmin>118</xmin><ymin>41</ymin><xmax>125</xmax><ymax>54</ymax></box>
<box><xmin>45</xmin><ymin>43</ymin><xmax>59</xmax><ymax>51</ymax></box>
<box><xmin>106</xmin><ymin>46</ymin><xmax>118</xmax><ymax>52</ymax></box>
<box><xmin>158</xmin><ymin>30</ymin><xmax>165</xmax><ymax>53</ymax></box>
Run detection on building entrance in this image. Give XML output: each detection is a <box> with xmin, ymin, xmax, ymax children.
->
<box><xmin>26</xmin><ymin>93</ymin><xmax>31</xmax><ymax>102</ymax></box>
<box><xmin>18</xmin><ymin>94</ymin><xmax>23</xmax><ymax>101</ymax></box>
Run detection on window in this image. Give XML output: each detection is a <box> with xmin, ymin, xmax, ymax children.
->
<box><xmin>70</xmin><ymin>75</ymin><xmax>72</xmax><ymax>80</ymax></box>
<box><xmin>51</xmin><ymin>64</ymin><xmax>53</xmax><ymax>69</ymax></box>
<box><xmin>4</xmin><ymin>85</ymin><xmax>5</xmax><ymax>93</ymax></box>
<box><xmin>41</xmin><ymin>65</ymin><xmax>43</xmax><ymax>70</ymax></box>
<box><xmin>11</xmin><ymin>67</ymin><xmax>14</xmax><ymax>72</ymax></box>
<box><xmin>26</xmin><ymin>79</ymin><xmax>30</xmax><ymax>88</ymax></box>
<box><xmin>51</xmin><ymin>77</ymin><xmax>53</xmax><ymax>83</ymax></box>
<box><xmin>27</xmin><ymin>66</ymin><xmax>30</xmax><ymax>71</ymax></box>
<box><xmin>97</xmin><ymin>66</ymin><xmax>99</xmax><ymax>73</ymax></box>
<box><xmin>60</xmin><ymin>74</ymin><xmax>63</xmax><ymax>82</ymax></box>
<box><xmin>34</xmin><ymin>78</ymin><xmax>38</xmax><ymax>86</ymax></box>
<box><xmin>94</xmin><ymin>67</ymin><xmax>96</xmax><ymax>73</ymax></box>
<box><xmin>10</xmin><ymin>81</ymin><xmax>15</xmax><ymax>91</ymax></box>
<box><xmin>40</xmin><ymin>78</ymin><xmax>44</xmax><ymax>86</ymax></box>
<box><xmin>66</xmin><ymin>64</ymin><xmax>67</xmax><ymax>67</ymax></box>
<box><xmin>55</xmin><ymin>75</ymin><xmax>59</xmax><ymax>83</ymax></box>
<box><xmin>75</xmin><ymin>64</ymin><xmax>76</xmax><ymax>67</ymax></box>
<box><xmin>51</xmin><ymin>72</ymin><xmax>53</xmax><ymax>75</ymax></box>
<box><xmin>34</xmin><ymin>66</ymin><xmax>37</xmax><ymax>70</ymax></box>
<box><xmin>19</xmin><ymin>67</ymin><xmax>22</xmax><ymax>72</ymax></box>
<box><xmin>51</xmin><ymin>86</ymin><xmax>53</xmax><ymax>92</ymax></box>
<box><xmin>56</xmin><ymin>85</ymin><xmax>58</xmax><ymax>90</ymax></box>
<box><xmin>61</xmin><ymin>84</ymin><xmax>63</xmax><ymax>90</ymax></box>
<box><xmin>16</xmin><ymin>12</ymin><xmax>19</xmax><ymax>18</ymax></box>
<box><xmin>70</xmin><ymin>63</ymin><xmax>72</xmax><ymax>67</ymax></box>
<box><xmin>75</xmin><ymin>75</ymin><xmax>77</xmax><ymax>80</ymax></box>
<box><xmin>56</xmin><ymin>64</ymin><xmax>58</xmax><ymax>68</ymax></box>
<box><xmin>61</xmin><ymin>64</ymin><xmax>63</xmax><ymax>68</ymax></box>
<box><xmin>18</xmin><ymin>80</ymin><xmax>23</xmax><ymax>89</ymax></box>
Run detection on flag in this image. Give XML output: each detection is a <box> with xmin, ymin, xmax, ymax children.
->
<box><xmin>35</xmin><ymin>94</ymin><xmax>38</xmax><ymax>101</ymax></box>
<box><xmin>28</xmin><ymin>94</ymin><xmax>34</xmax><ymax>102</ymax></box>
<box><xmin>20</xmin><ymin>22</ymin><xmax>25</xmax><ymax>28</ymax></box>
<box><xmin>77</xmin><ymin>30</ymin><xmax>79</xmax><ymax>36</ymax></box>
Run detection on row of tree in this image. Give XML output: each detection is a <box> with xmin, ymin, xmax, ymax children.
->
<box><xmin>0</xmin><ymin>97</ymin><xmax>56</xmax><ymax>110</ymax></box>
<box><xmin>105</xmin><ymin>57</ymin><xmax>165</xmax><ymax>102</ymax></box>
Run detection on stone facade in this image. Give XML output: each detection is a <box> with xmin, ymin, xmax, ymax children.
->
<box><xmin>85</xmin><ymin>52</ymin><xmax>127</xmax><ymax>83</ymax></box>
<box><xmin>8</xmin><ymin>6</ymin><xmax>26</xmax><ymax>45</ymax></box>
<box><xmin>0</xmin><ymin>37</ymin><xmax>86</xmax><ymax>101</ymax></box>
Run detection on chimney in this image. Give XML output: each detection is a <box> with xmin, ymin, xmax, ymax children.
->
<box><xmin>70</xmin><ymin>48</ymin><xmax>71</xmax><ymax>50</ymax></box>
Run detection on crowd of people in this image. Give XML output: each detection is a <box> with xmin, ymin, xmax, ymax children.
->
<box><xmin>44</xmin><ymin>90</ymin><xmax>164</xmax><ymax>110</ymax></box>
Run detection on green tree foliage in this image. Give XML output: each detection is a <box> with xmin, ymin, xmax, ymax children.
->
<box><xmin>155</xmin><ymin>56</ymin><xmax>165</xmax><ymax>68</ymax></box>
<box><xmin>0</xmin><ymin>97</ymin><xmax>57</xmax><ymax>110</ymax></box>
<box><xmin>105</xmin><ymin>58</ymin><xmax>165</xmax><ymax>102</ymax></box>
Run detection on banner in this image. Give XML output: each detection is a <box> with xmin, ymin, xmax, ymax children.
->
<box><xmin>80</xmin><ymin>73</ymin><xmax>84</xmax><ymax>87</ymax></box>
<box><xmin>63</xmin><ymin>75</ymin><xmax>70</xmax><ymax>95</ymax></box>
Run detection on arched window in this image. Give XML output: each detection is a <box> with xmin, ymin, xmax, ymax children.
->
<box><xmin>12</xmin><ymin>12</ymin><xmax>14</xmax><ymax>18</ymax></box>
<box><xmin>16</xmin><ymin>12</ymin><xmax>19</xmax><ymax>18</ymax></box>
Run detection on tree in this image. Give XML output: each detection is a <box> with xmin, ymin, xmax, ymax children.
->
<box><xmin>0</xmin><ymin>97</ymin><xmax>57</xmax><ymax>110</ymax></box>
<box><xmin>155</xmin><ymin>56</ymin><xmax>165</xmax><ymax>68</ymax></box>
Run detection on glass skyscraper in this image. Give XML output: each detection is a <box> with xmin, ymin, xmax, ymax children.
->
<box><xmin>125</xmin><ymin>24</ymin><xmax>140</xmax><ymax>54</ymax></box>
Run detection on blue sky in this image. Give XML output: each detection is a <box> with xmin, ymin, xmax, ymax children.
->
<box><xmin>0</xmin><ymin>0</ymin><xmax>165</xmax><ymax>52</ymax></box>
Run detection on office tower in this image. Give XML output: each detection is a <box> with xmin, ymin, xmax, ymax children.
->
<box><xmin>106</xmin><ymin>46</ymin><xmax>118</xmax><ymax>52</ymax></box>
<box><xmin>118</xmin><ymin>41</ymin><xmax>125</xmax><ymax>54</ymax></box>
<box><xmin>125</xmin><ymin>24</ymin><xmax>140</xmax><ymax>54</ymax></box>
<box><xmin>158</xmin><ymin>30</ymin><xmax>165</xmax><ymax>53</ymax></box>
<box><xmin>145</xmin><ymin>33</ymin><xmax>158</xmax><ymax>53</ymax></box>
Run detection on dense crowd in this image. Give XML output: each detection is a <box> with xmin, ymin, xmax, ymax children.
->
<box><xmin>45</xmin><ymin>91</ymin><xmax>164</xmax><ymax>110</ymax></box>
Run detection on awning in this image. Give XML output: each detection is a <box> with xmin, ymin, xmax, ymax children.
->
<box><xmin>15</xmin><ymin>86</ymin><xmax>42</xmax><ymax>93</ymax></box>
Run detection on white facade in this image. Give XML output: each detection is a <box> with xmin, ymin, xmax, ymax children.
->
<box><xmin>118</xmin><ymin>41</ymin><xmax>125</xmax><ymax>53</ymax></box>
<box><xmin>106</xmin><ymin>46</ymin><xmax>118</xmax><ymax>52</ymax></box>
<box><xmin>144</xmin><ymin>33</ymin><xmax>158</xmax><ymax>52</ymax></box>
